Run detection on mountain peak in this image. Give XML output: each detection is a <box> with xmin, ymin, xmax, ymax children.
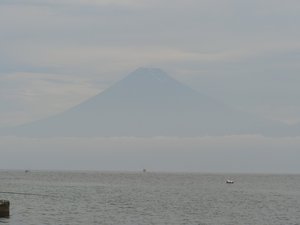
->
<box><xmin>132</xmin><ymin>67</ymin><xmax>168</xmax><ymax>76</ymax></box>
<box><xmin>125</xmin><ymin>67</ymin><xmax>172</xmax><ymax>83</ymax></box>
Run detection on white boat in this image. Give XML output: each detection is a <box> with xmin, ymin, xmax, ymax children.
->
<box><xmin>226</xmin><ymin>179</ymin><xmax>234</xmax><ymax>184</ymax></box>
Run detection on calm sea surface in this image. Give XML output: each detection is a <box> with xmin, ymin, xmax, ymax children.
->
<box><xmin>0</xmin><ymin>171</ymin><xmax>300</xmax><ymax>225</ymax></box>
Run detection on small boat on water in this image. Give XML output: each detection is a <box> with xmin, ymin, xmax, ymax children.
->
<box><xmin>226</xmin><ymin>179</ymin><xmax>234</xmax><ymax>184</ymax></box>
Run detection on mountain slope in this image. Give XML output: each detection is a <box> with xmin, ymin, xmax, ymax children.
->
<box><xmin>3</xmin><ymin>68</ymin><xmax>295</xmax><ymax>137</ymax></box>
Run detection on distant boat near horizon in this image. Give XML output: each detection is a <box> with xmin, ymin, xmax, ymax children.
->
<box><xmin>226</xmin><ymin>179</ymin><xmax>234</xmax><ymax>184</ymax></box>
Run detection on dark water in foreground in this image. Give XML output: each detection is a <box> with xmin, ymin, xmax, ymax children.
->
<box><xmin>0</xmin><ymin>171</ymin><xmax>300</xmax><ymax>225</ymax></box>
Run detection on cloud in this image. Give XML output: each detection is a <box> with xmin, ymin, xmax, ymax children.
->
<box><xmin>2</xmin><ymin>0</ymin><xmax>299</xmax><ymax>67</ymax></box>
<box><xmin>0</xmin><ymin>0</ymin><xmax>144</xmax><ymax>7</ymax></box>
<box><xmin>0</xmin><ymin>72</ymin><xmax>101</xmax><ymax>126</ymax></box>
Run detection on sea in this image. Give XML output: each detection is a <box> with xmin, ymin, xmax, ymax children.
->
<box><xmin>1</xmin><ymin>170</ymin><xmax>300</xmax><ymax>225</ymax></box>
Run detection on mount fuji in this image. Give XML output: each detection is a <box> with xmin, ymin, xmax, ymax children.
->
<box><xmin>3</xmin><ymin>68</ymin><xmax>295</xmax><ymax>137</ymax></box>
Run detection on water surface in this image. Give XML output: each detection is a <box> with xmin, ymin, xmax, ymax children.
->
<box><xmin>0</xmin><ymin>171</ymin><xmax>300</xmax><ymax>225</ymax></box>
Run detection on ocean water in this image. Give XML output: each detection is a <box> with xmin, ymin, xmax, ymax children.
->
<box><xmin>0</xmin><ymin>171</ymin><xmax>300</xmax><ymax>225</ymax></box>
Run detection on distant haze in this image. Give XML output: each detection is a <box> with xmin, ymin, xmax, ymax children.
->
<box><xmin>1</xmin><ymin>135</ymin><xmax>300</xmax><ymax>173</ymax></box>
<box><xmin>1</xmin><ymin>0</ymin><xmax>300</xmax><ymax>172</ymax></box>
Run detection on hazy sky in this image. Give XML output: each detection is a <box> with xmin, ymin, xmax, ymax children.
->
<box><xmin>1</xmin><ymin>0</ymin><xmax>300</xmax><ymax>172</ymax></box>
<box><xmin>1</xmin><ymin>0</ymin><xmax>300</xmax><ymax>126</ymax></box>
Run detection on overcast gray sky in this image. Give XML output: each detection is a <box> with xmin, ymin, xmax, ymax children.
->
<box><xmin>1</xmin><ymin>0</ymin><xmax>300</xmax><ymax>172</ymax></box>
<box><xmin>1</xmin><ymin>0</ymin><xmax>300</xmax><ymax>126</ymax></box>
